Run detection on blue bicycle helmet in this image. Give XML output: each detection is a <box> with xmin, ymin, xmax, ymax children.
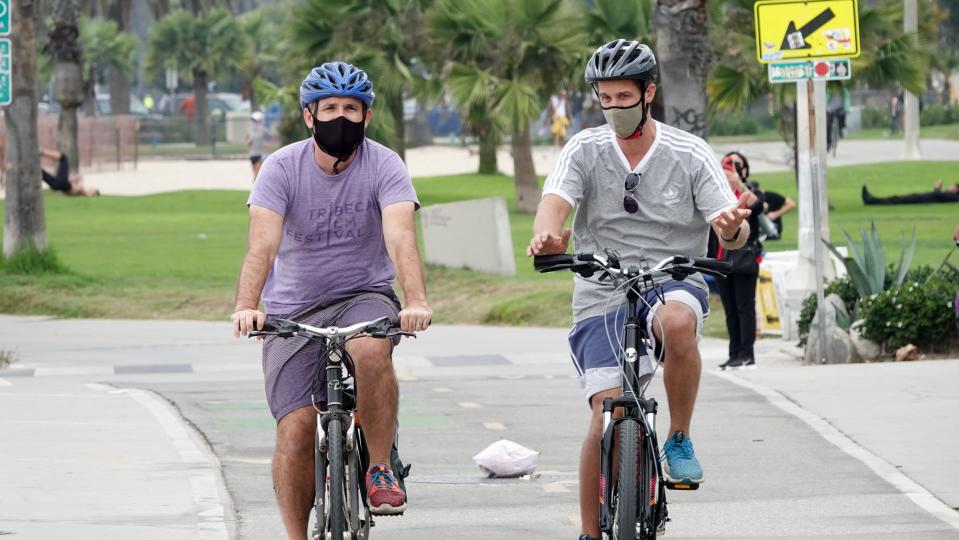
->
<box><xmin>299</xmin><ymin>61</ymin><xmax>375</xmax><ymax>110</ymax></box>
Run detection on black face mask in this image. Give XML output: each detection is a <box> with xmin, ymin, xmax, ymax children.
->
<box><xmin>308</xmin><ymin>110</ymin><xmax>366</xmax><ymax>173</ymax></box>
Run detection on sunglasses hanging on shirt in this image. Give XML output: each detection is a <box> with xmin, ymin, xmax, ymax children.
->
<box><xmin>624</xmin><ymin>172</ymin><xmax>640</xmax><ymax>214</ymax></box>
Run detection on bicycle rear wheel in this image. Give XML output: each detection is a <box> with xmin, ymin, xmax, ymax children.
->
<box><xmin>328</xmin><ymin>417</ymin><xmax>346</xmax><ymax>539</ymax></box>
<box><xmin>613</xmin><ymin>419</ymin><xmax>640</xmax><ymax>540</ymax></box>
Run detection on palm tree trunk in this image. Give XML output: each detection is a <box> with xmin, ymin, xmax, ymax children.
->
<box><xmin>389</xmin><ymin>92</ymin><xmax>406</xmax><ymax>161</ymax></box>
<box><xmin>83</xmin><ymin>64</ymin><xmax>97</xmax><ymax>117</ymax></box>
<box><xmin>512</xmin><ymin>123</ymin><xmax>539</xmax><ymax>213</ymax></box>
<box><xmin>49</xmin><ymin>0</ymin><xmax>83</xmax><ymax>173</ymax></box>
<box><xmin>477</xmin><ymin>121</ymin><xmax>497</xmax><ymax>175</ymax></box>
<box><xmin>654</xmin><ymin>0</ymin><xmax>711</xmax><ymax>139</ymax></box>
<box><xmin>4</xmin><ymin>0</ymin><xmax>48</xmax><ymax>257</ymax></box>
<box><xmin>193</xmin><ymin>68</ymin><xmax>209</xmax><ymax>146</ymax></box>
<box><xmin>107</xmin><ymin>0</ymin><xmax>132</xmax><ymax>114</ymax></box>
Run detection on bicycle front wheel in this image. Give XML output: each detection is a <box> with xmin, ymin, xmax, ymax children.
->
<box><xmin>613</xmin><ymin>419</ymin><xmax>640</xmax><ymax>540</ymax></box>
<box><xmin>328</xmin><ymin>417</ymin><xmax>346</xmax><ymax>539</ymax></box>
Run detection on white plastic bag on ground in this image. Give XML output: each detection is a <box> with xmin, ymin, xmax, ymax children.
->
<box><xmin>472</xmin><ymin>439</ymin><xmax>539</xmax><ymax>478</ymax></box>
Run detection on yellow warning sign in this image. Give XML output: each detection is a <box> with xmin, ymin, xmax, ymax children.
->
<box><xmin>754</xmin><ymin>0</ymin><xmax>861</xmax><ymax>63</ymax></box>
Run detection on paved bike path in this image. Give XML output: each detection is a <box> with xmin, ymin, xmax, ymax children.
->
<box><xmin>1</xmin><ymin>316</ymin><xmax>957</xmax><ymax>538</ymax></box>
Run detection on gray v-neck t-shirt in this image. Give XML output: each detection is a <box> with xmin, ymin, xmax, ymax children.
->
<box><xmin>542</xmin><ymin>121</ymin><xmax>737</xmax><ymax>323</ymax></box>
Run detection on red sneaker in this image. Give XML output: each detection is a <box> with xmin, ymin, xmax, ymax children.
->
<box><xmin>366</xmin><ymin>464</ymin><xmax>407</xmax><ymax>515</ymax></box>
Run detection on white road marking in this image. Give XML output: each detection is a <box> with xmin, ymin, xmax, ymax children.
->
<box><xmin>126</xmin><ymin>388</ymin><xmax>233</xmax><ymax>539</ymax></box>
<box><xmin>483</xmin><ymin>422</ymin><xmax>506</xmax><ymax>431</ymax></box>
<box><xmin>222</xmin><ymin>456</ymin><xmax>272</xmax><ymax>465</ymax></box>
<box><xmin>432</xmin><ymin>387</ymin><xmax>452</xmax><ymax>393</ymax></box>
<box><xmin>458</xmin><ymin>401</ymin><xmax>482</xmax><ymax>409</ymax></box>
<box><xmin>395</xmin><ymin>367</ymin><xmax>417</xmax><ymax>382</ymax></box>
<box><xmin>715</xmin><ymin>371</ymin><xmax>959</xmax><ymax>530</ymax></box>
<box><xmin>84</xmin><ymin>382</ymin><xmax>114</xmax><ymax>392</ymax></box>
<box><xmin>0</xmin><ymin>378</ymin><xmax>11</xmax><ymax>387</ymax></box>
<box><xmin>543</xmin><ymin>481</ymin><xmax>570</xmax><ymax>493</ymax></box>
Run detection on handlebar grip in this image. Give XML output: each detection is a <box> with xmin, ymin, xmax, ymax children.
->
<box><xmin>690</xmin><ymin>257</ymin><xmax>732</xmax><ymax>274</ymax></box>
<box><xmin>533</xmin><ymin>254</ymin><xmax>575</xmax><ymax>272</ymax></box>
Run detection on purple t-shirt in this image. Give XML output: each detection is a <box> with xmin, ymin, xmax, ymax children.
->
<box><xmin>247</xmin><ymin>137</ymin><xmax>419</xmax><ymax>314</ymax></box>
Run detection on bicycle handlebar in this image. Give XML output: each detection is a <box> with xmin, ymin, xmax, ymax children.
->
<box><xmin>533</xmin><ymin>252</ymin><xmax>731</xmax><ymax>282</ymax></box>
<box><xmin>249</xmin><ymin>316</ymin><xmax>404</xmax><ymax>340</ymax></box>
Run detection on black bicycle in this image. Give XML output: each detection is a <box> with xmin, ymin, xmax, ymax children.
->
<box><xmin>250</xmin><ymin>316</ymin><xmax>412</xmax><ymax>540</ymax></box>
<box><xmin>534</xmin><ymin>251</ymin><xmax>731</xmax><ymax>540</ymax></box>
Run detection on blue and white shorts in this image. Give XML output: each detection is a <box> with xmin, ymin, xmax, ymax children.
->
<box><xmin>568</xmin><ymin>281</ymin><xmax>709</xmax><ymax>400</ymax></box>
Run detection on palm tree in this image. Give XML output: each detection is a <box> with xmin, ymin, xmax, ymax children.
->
<box><xmin>46</xmin><ymin>0</ymin><xmax>84</xmax><ymax>173</ymax></box>
<box><xmin>236</xmin><ymin>8</ymin><xmax>282</xmax><ymax>113</ymax></box>
<box><xmin>287</xmin><ymin>0</ymin><xmax>433</xmax><ymax>160</ymax></box>
<box><xmin>4</xmin><ymin>0</ymin><xmax>47</xmax><ymax>256</ymax></box>
<box><xmin>106</xmin><ymin>0</ymin><xmax>133</xmax><ymax>114</ymax></box>
<box><xmin>431</xmin><ymin>0</ymin><xmax>587</xmax><ymax>212</ymax></box>
<box><xmin>78</xmin><ymin>17</ymin><xmax>137</xmax><ymax>117</ymax></box>
<box><xmin>146</xmin><ymin>8</ymin><xmax>244</xmax><ymax>146</ymax></box>
<box><xmin>582</xmin><ymin>0</ymin><xmax>654</xmax><ymax>51</ymax></box>
<box><xmin>653</xmin><ymin>0</ymin><xmax>712</xmax><ymax>138</ymax></box>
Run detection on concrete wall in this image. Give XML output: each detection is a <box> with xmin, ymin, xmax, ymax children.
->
<box><xmin>420</xmin><ymin>197</ymin><xmax>516</xmax><ymax>276</ymax></box>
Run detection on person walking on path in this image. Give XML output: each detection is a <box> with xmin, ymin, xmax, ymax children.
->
<box><xmin>247</xmin><ymin>110</ymin><xmax>266</xmax><ymax>180</ymax></box>
<box><xmin>231</xmin><ymin>61</ymin><xmax>432</xmax><ymax>540</ymax></box>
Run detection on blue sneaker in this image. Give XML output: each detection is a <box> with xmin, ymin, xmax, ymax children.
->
<box><xmin>661</xmin><ymin>431</ymin><xmax>703</xmax><ymax>485</ymax></box>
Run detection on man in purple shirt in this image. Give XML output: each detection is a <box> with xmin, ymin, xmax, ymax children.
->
<box><xmin>232</xmin><ymin>62</ymin><xmax>431</xmax><ymax>537</ymax></box>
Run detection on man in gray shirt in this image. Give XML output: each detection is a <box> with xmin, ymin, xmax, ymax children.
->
<box><xmin>527</xmin><ymin>39</ymin><xmax>751</xmax><ymax>540</ymax></box>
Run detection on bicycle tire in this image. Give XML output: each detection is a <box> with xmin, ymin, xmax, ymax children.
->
<box><xmin>347</xmin><ymin>430</ymin><xmax>371</xmax><ymax>538</ymax></box>
<box><xmin>328</xmin><ymin>417</ymin><xmax>346</xmax><ymax>539</ymax></box>
<box><xmin>640</xmin><ymin>433</ymin><xmax>661</xmax><ymax>539</ymax></box>
<box><xmin>315</xmin><ymin>428</ymin><xmax>328</xmax><ymax>538</ymax></box>
<box><xmin>613</xmin><ymin>419</ymin><xmax>640</xmax><ymax>540</ymax></box>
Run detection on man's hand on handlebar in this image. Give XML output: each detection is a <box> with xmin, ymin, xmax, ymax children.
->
<box><xmin>527</xmin><ymin>228</ymin><xmax>572</xmax><ymax>257</ymax></box>
<box><xmin>232</xmin><ymin>307</ymin><xmax>266</xmax><ymax>338</ymax></box>
<box><xmin>399</xmin><ymin>300</ymin><xmax>432</xmax><ymax>334</ymax></box>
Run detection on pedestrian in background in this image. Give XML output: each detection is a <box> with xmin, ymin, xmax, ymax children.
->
<box><xmin>714</xmin><ymin>151</ymin><xmax>764</xmax><ymax>370</ymax></box>
<box><xmin>247</xmin><ymin>110</ymin><xmax>266</xmax><ymax>181</ymax></box>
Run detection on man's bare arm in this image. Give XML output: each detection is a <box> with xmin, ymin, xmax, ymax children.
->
<box><xmin>528</xmin><ymin>194</ymin><xmax>573</xmax><ymax>256</ymax></box>
<box><xmin>232</xmin><ymin>205</ymin><xmax>283</xmax><ymax>336</ymax></box>
<box><xmin>382</xmin><ymin>201</ymin><xmax>431</xmax><ymax>332</ymax></box>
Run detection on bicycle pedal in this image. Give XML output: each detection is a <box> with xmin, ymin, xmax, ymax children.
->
<box><xmin>665</xmin><ymin>480</ymin><xmax>699</xmax><ymax>490</ymax></box>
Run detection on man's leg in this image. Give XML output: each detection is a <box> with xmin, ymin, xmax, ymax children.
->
<box><xmin>346</xmin><ymin>336</ymin><xmax>397</xmax><ymax>466</ymax></box>
<box><xmin>580</xmin><ymin>387</ymin><xmax>620</xmax><ymax>540</ymax></box>
<box><xmin>273</xmin><ymin>406</ymin><xmax>317</xmax><ymax>540</ymax></box>
<box><xmin>653</xmin><ymin>301</ymin><xmax>700</xmax><ymax>436</ymax></box>
<box><xmin>345</xmin><ymin>335</ymin><xmax>407</xmax><ymax>514</ymax></box>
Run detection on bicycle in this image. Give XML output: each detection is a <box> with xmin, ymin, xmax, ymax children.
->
<box><xmin>250</xmin><ymin>316</ymin><xmax>412</xmax><ymax>540</ymax></box>
<box><xmin>533</xmin><ymin>251</ymin><xmax>731</xmax><ymax>540</ymax></box>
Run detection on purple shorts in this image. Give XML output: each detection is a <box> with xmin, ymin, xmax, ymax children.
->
<box><xmin>262</xmin><ymin>290</ymin><xmax>401</xmax><ymax>422</ymax></box>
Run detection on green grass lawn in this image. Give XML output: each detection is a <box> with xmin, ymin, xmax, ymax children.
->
<box><xmin>1</xmin><ymin>161</ymin><xmax>956</xmax><ymax>334</ymax></box>
<box><xmin>711</xmin><ymin>123</ymin><xmax>959</xmax><ymax>145</ymax></box>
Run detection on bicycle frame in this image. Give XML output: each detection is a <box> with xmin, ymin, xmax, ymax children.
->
<box><xmin>598</xmin><ymin>265</ymin><xmax>668</xmax><ymax>536</ymax></box>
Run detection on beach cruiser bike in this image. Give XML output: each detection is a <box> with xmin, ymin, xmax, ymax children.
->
<box><xmin>534</xmin><ymin>251</ymin><xmax>731</xmax><ymax>540</ymax></box>
<box><xmin>250</xmin><ymin>316</ymin><xmax>412</xmax><ymax>540</ymax></box>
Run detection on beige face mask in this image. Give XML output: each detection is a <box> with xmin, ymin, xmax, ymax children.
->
<box><xmin>601</xmin><ymin>100</ymin><xmax>647</xmax><ymax>138</ymax></box>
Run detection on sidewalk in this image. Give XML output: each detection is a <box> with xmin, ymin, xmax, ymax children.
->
<box><xmin>4</xmin><ymin>138</ymin><xmax>953</xmax><ymax>198</ymax></box>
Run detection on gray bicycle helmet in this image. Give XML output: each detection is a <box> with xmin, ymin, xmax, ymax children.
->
<box><xmin>585</xmin><ymin>39</ymin><xmax>657</xmax><ymax>83</ymax></box>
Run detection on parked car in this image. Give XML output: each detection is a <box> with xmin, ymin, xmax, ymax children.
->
<box><xmin>156</xmin><ymin>92</ymin><xmax>251</xmax><ymax>117</ymax></box>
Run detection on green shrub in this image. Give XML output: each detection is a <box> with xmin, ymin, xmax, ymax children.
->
<box><xmin>796</xmin><ymin>274</ymin><xmax>860</xmax><ymax>346</ymax></box>
<box><xmin>920</xmin><ymin>104</ymin><xmax>959</xmax><ymax>127</ymax></box>
<box><xmin>861</xmin><ymin>105</ymin><xmax>888</xmax><ymax>129</ymax></box>
<box><xmin>858</xmin><ymin>269</ymin><xmax>959</xmax><ymax>351</ymax></box>
<box><xmin>708</xmin><ymin>111</ymin><xmax>761</xmax><ymax>136</ymax></box>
